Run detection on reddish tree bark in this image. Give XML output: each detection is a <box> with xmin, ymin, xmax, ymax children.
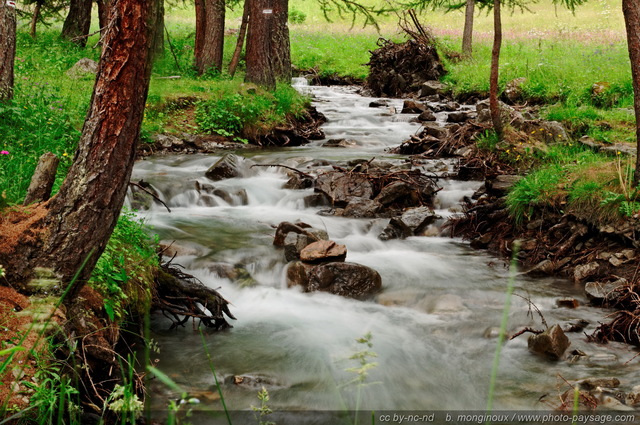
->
<box><xmin>489</xmin><ymin>0</ymin><xmax>503</xmax><ymax>139</ymax></box>
<box><xmin>61</xmin><ymin>0</ymin><xmax>93</xmax><ymax>47</ymax></box>
<box><xmin>30</xmin><ymin>0</ymin><xmax>44</xmax><ymax>39</ymax></box>
<box><xmin>462</xmin><ymin>0</ymin><xmax>475</xmax><ymax>58</ymax></box>
<box><xmin>245</xmin><ymin>0</ymin><xmax>275</xmax><ymax>89</ymax></box>
<box><xmin>270</xmin><ymin>0</ymin><xmax>291</xmax><ymax>81</ymax></box>
<box><xmin>194</xmin><ymin>0</ymin><xmax>225</xmax><ymax>74</ymax></box>
<box><xmin>38</xmin><ymin>0</ymin><xmax>159</xmax><ymax>299</ymax></box>
<box><xmin>0</xmin><ymin>1</ymin><xmax>16</xmax><ymax>102</ymax></box>
<box><xmin>623</xmin><ymin>0</ymin><xmax>640</xmax><ymax>185</ymax></box>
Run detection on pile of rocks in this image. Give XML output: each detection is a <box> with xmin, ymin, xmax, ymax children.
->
<box><xmin>273</xmin><ymin>221</ymin><xmax>382</xmax><ymax>299</ymax></box>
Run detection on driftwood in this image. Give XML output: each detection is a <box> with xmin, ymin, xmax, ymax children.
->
<box><xmin>23</xmin><ymin>152</ymin><xmax>59</xmax><ymax>205</ymax></box>
<box><xmin>154</xmin><ymin>263</ymin><xmax>236</xmax><ymax>330</ymax></box>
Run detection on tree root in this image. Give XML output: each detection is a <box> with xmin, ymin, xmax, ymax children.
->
<box><xmin>153</xmin><ymin>263</ymin><xmax>236</xmax><ymax>330</ymax></box>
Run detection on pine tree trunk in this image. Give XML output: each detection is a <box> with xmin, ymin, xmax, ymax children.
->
<box><xmin>39</xmin><ymin>0</ymin><xmax>159</xmax><ymax>300</ymax></box>
<box><xmin>194</xmin><ymin>0</ymin><xmax>225</xmax><ymax>74</ymax></box>
<box><xmin>245</xmin><ymin>0</ymin><xmax>275</xmax><ymax>89</ymax></box>
<box><xmin>0</xmin><ymin>1</ymin><xmax>16</xmax><ymax>102</ymax></box>
<box><xmin>270</xmin><ymin>0</ymin><xmax>291</xmax><ymax>81</ymax></box>
<box><xmin>97</xmin><ymin>0</ymin><xmax>111</xmax><ymax>41</ymax></box>
<box><xmin>30</xmin><ymin>1</ymin><xmax>42</xmax><ymax>39</ymax></box>
<box><xmin>229</xmin><ymin>0</ymin><xmax>250</xmax><ymax>77</ymax></box>
<box><xmin>153</xmin><ymin>0</ymin><xmax>165</xmax><ymax>57</ymax></box>
<box><xmin>462</xmin><ymin>0</ymin><xmax>475</xmax><ymax>58</ymax></box>
<box><xmin>623</xmin><ymin>0</ymin><xmax>640</xmax><ymax>185</ymax></box>
<box><xmin>61</xmin><ymin>0</ymin><xmax>93</xmax><ymax>47</ymax></box>
<box><xmin>489</xmin><ymin>0</ymin><xmax>503</xmax><ymax>139</ymax></box>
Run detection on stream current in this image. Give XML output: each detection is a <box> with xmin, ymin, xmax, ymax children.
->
<box><xmin>131</xmin><ymin>80</ymin><xmax>640</xmax><ymax>423</ymax></box>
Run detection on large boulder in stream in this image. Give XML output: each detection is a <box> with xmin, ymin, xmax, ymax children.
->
<box><xmin>205</xmin><ymin>154</ymin><xmax>254</xmax><ymax>181</ymax></box>
<box><xmin>314</xmin><ymin>172</ymin><xmax>374</xmax><ymax>207</ymax></box>
<box><xmin>287</xmin><ymin>261</ymin><xmax>382</xmax><ymax>299</ymax></box>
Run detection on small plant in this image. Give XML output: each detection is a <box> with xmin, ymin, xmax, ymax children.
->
<box><xmin>506</xmin><ymin>165</ymin><xmax>564</xmax><ymax>225</ymax></box>
<box><xmin>106</xmin><ymin>384</ymin><xmax>144</xmax><ymax>420</ymax></box>
<box><xmin>476</xmin><ymin>130</ymin><xmax>501</xmax><ymax>151</ymax></box>
<box><xmin>90</xmin><ymin>210</ymin><xmax>158</xmax><ymax>321</ymax></box>
<box><xmin>600</xmin><ymin>157</ymin><xmax>640</xmax><ymax>217</ymax></box>
<box><xmin>251</xmin><ymin>386</ymin><xmax>275</xmax><ymax>425</ymax></box>
<box><xmin>289</xmin><ymin>8</ymin><xmax>307</xmax><ymax>24</ymax></box>
<box><xmin>341</xmin><ymin>332</ymin><xmax>378</xmax><ymax>425</ymax></box>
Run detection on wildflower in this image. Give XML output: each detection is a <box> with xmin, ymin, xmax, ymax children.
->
<box><xmin>63</xmin><ymin>152</ymin><xmax>68</xmax><ymax>157</ymax></box>
<box><xmin>0</xmin><ymin>151</ymin><xmax>8</xmax><ymax>155</ymax></box>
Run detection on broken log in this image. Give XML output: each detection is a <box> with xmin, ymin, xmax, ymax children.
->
<box><xmin>23</xmin><ymin>152</ymin><xmax>59</xmax><ymax>205</ymax></box>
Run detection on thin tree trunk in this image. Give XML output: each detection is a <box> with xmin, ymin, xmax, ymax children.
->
<box><xmin>462</xmin><ymin>0</ymin><xmax>475</xmax><ymax>58</ymax></box>
<box><xmin>245</xmin><ymin>0</ymin><xmax>275</xmax><ymax>89</ymax></box>
<box><xmin>97</xmin><ymin>0</ymin><xmax>111</xmax><ymax>41</ymax></box>
<box><xmin>195</xmin><ymin>0</ymin><xmax>205</xmax><ymax>68</ymax></box>
<box><xmin>270</xmin><ymin>0</ymin><xmax>291</xmax><ymax>81</ymax></box>
<box><xmin>30</xmin><ymin>1</ymin><xmax>42</xmax><ymax>39</ymax></box>
<box><xmin>61</xmin><ymin>0</ymin><xmax>93</xmax><ymax>47</ymax></box>
<box><xmin>489</xmin><ymin>0</ymin><xmax>503</xmax><ymax>139</ymax></box>
<box><xmin>153</xmin><ymin>0</ymin><xmax>165</xmax><ymax>57</ymax></box>
<box><xmin>229</xmin><ymin>0</ymin><xmax>250</xmax><ymax>77</ymax></box>
<box><xmin>623</xmin><ymin>0</ymin><xmax>640</xmax><ymax>185</ymax></box>
<box><xmin>0</xmin><ymin>1</ymin><xmax>16</xmax><ymax>102</ymax></box>
<box><xmin>194</xmin><ymin>0</ymin><xmax>225</xmax><ymax>74</ymax></box>
<box><xmin>24</xmin><ymin>153</ymin><xmax>60</xmax><ymax>205</ymax></box>
<box><xmin>41</xmin><ymin>0</ymin><xmax>159</xmax><ymax>300</ymax></box>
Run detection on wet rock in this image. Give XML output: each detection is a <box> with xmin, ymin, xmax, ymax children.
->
<box><xmin>486</xmin><ymin>175</ymin><xmax>521</xmax><ymax>197</ymax></box>
<box><xmin>574</xmin><ymin>262</ymin><xmax>601</xmax><ymax>283</ymax></box>
<box><xmin>66</xmin><ymin>58</ymin><xmax>98</xmax><ymax>78</ymax></box>
<box><xmin>287</xmin><ymin>261</ymin><xmax>382</xmax><ymax>299</ymax></box>
<box><xmin>284</xmin><ymin>174</ymin><xmax>313</xmax><ymax>189</ymax></box>
<box><xmin>401</xmin><ymin>100</ymin><xmax>427</xmax><ymax>114</ymax></box>
<box><xmin>417</xmin><ymin>110</ymin><xmax>437</xmax><ymax>122</ymax></box>
<box><xmin>308</xmin><ymin>262</ymin><xmax>382</xmax><ymax>298</ymax></box>
<box><xmin>527</xmin><ymin>324</ymin><xmax>570</xmax><ymax>360</ymax></box>
<box><xmin>303</xmin><ymin>193</ymin><xmax>329</xmax><ymax>208</ymax></box>
<box><xmin>563</xmin><ymin>319</ymin><xmax>589</xmax><ymax>333</ymax></box>
<box><xmin>129</xmin><ymin>180</ymin><xmax>161</xmax><ymax>211</ymax></box>
<box><xmin>230</xmin><ymin>374</ymin><xmax>282</xmax><ymax>389</ymax></box>
<box><xmin>207</xmin><ymin>263</ymin><xmax>238</xmax><ymax>279</ymax></box>
<box><xmin>159</xmin><ymin>242</ymin><xmax>203</xmax><ymax>257</ymax></box>
<box><xmin>470</xmin><ymin>233</ymin><xmax>493</xmax><ymax>249</ymax></box>
<box><xmin>401</xmin><ymin>206</ymin><xmax>439</xmax><ymax>233</ymax></box>
<box><xmin>205</xmin><ymin>154</ymin><xmax>254</xmax><ymax>181</ymax></box>
<box><xmin>375</xmin><ymin>181</ymin><xmax>414</xmax><ymax>205</ymax></box>
<box><xmin>577</xmin><ymin>377</ymin><xmax>621</xmax><ymax>391</ymax></box>
<box><xmin>322</xmin><ymin>138</ymin><xmax>358</xmax><ymax>148</ymax></box>
<box><xmin>417</xmin><ymin>294</ymin><xmax>466</xmax><ymax>314</ymax></box>
<box><xmin>446</xmin><ymin>111</ymin><xmax>468</xmax><ymax>123</ymax></box>
<box><xmin>379</xmin><ymin>218</ymin><xmax>414</xmax><ymax>241</ymax></box>
<box><xmin>369</xmin><ymin>99</ymin><xmax>390</xmax><ymax>108</ymax></box>
<box><xmin>154</xmin><ymin>134</ymin><xmax>185</xmax><ymax>150</ymax></box>
<box><xmin>300</xmin><ymin>240</ymin><xmax>347</xmax><ymax>263</ymax></box>
<box><xmin>315</xmin><ymin>172</ymin><xmax>374</xmax><ymax>207</ymax></box>
<box><xmin>504</xmin><ymin>77</ymin><xmax>526</xmax><ymax>103</ymax></box>
<box><xmin>419</xmin><ymin>80</ymin><xmax>447</xmax><ymax>97</ymax></box>
<box><xmin>284</xmin><ymin>229</ymin><xmax>329</xmax><ymax>262</ymax></box>
<box><xmin>556</xmin><ymin>298</ymin><xmax>579</xmax><ymax>309</ymax></box>
<box><xmin>483</xmin><ymin>327</ymin><xmax>502</xmax><ymax>339</ymax></box>
<box><xmin>421</xmin><ymin>122</ymin><xmax>450</xmax><ymax>140</ymax></box>
<box><xmin>585</xmin><ymin>278</ymin><xmax>626</xmax><ymax>305</ymax></box>
<box><xmin>342</xmin><ymin>198</ymin><xmax>383</xmax><ymax>218</ymax></box>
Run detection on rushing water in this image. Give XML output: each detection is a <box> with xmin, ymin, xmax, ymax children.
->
<box><xmin>131</xmin><ymin>80</ymin><xmax>640</xmax><ymax>423</ymax></box>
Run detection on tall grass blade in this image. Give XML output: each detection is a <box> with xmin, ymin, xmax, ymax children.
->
<box><xmin>199</xmin><ymin>330</ymin><xmax>233</xmax><ymax>425</ymax></box>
